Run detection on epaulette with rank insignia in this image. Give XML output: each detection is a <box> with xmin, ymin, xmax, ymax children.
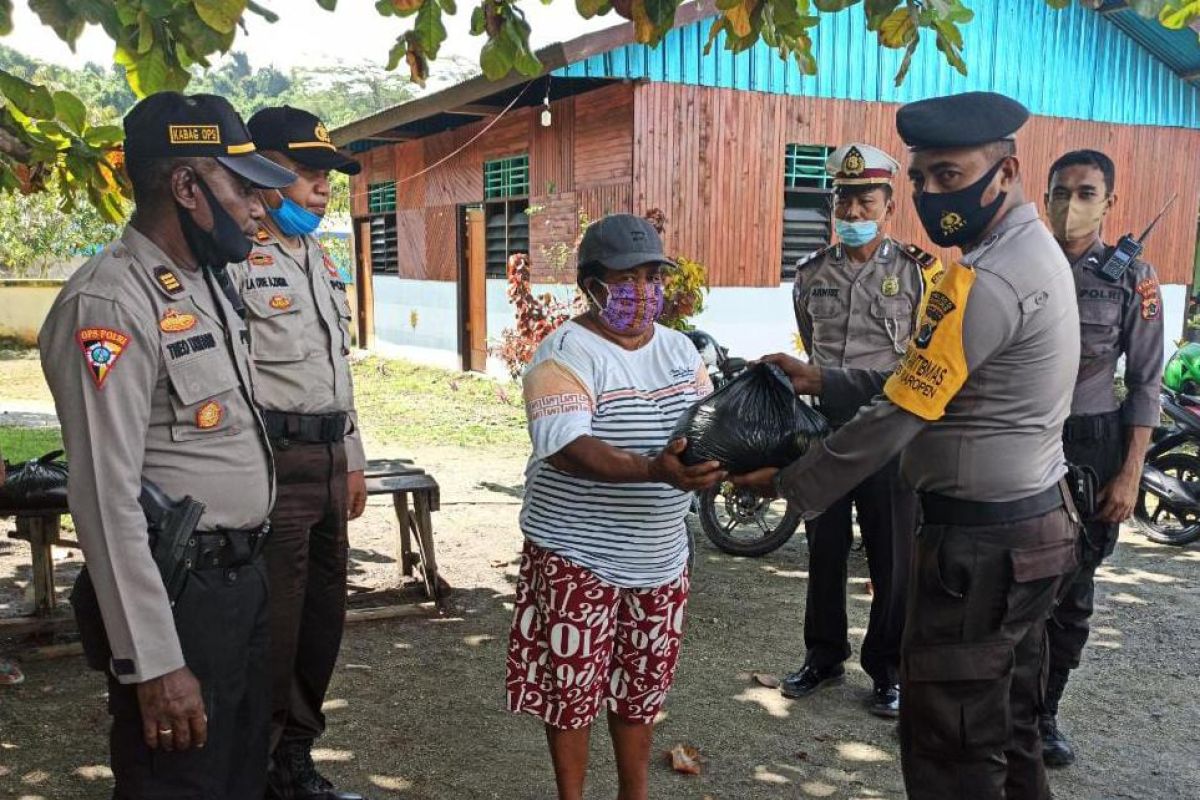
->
<box><xmin>901</xmin><ymin>243</ymin><xmax>945</xmax><ymax>293</ymax></box>
<box><xmin>795</xmin><ymin>245</ymin><xmax>833</xmax><ymax>272</ymax></box>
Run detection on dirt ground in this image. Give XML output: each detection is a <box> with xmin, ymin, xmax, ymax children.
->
<box><xmin>2</xmin><ymin>442</ymin><xmax>1199</xmax><ymax>799</ymax></box>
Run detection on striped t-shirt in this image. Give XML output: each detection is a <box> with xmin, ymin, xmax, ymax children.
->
<box><xmin>520</xmin><ymin>320</ymin><xmax>713</xmax><ymax>589</ymax></box>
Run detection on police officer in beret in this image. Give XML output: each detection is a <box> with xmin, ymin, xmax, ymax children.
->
<box><xmin>226</xmin><ymin>106</ymin><xmax>369</xmax><ymax>800</ymax></box>
<box><xmin>40</xmin><ymin>93</ymin><xmax>295</xmax><ymax>798</ymax></box>
<box><xmin>736</xmin><ymin>91</ymin><xmax>1081</xmax><ymax>800</ymax></box>
<box><xmin>1039</xmin><ymin>149</ymin><xmax>1163</xmax><ymax>766</ymax></box>
<box><xmin>786</xmin><ymin>143</ymin><xmax>938</xmax><ymax>717</ymax></box>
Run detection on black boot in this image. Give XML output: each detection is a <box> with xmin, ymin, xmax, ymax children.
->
<box><xmin>269</xmin><ymin>739</ymin><xmax>368</xmax><ymax>800</ymax></box>
<box><xmin>1039</xmin><ymin>714</ymin><xmax>1076</xmax><ymax>767</ymax></box>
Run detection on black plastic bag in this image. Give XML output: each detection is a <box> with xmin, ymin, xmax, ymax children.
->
<box><xmin>0</xmin><ymin>450</ymin><xmax>68</xmax><ymax>512</ymax></box>
<box><xmin>669</xmin><ymin>364</ymin><xmax>829</xmax><ymax>473</ymax></box>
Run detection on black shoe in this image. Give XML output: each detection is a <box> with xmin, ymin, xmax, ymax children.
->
<box><xmin>868</xmin><ymin>683</ymin><xmax>900</xmax><ymax>719</ymax></box>
<box><xmin>270</xmin><ymin>739</ymin><xmax>369</xmax><ymax>800</ymax></box>
<box><xmin>1039</xmin><ymin>714</ymin><xmax>1076</xmax><ymax>768</ymax></box>
<box><xmin>780</xmin><ymin>663</ymin><xmax>845</xmax><ymax>698</ymax></box>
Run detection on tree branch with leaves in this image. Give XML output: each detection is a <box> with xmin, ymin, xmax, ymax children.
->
<box><xmin>0</xmin><ymin>0</ymin><xmax>1197</xmax><ymax>222</ymax></box>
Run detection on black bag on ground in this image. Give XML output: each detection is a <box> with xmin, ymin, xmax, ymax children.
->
<box><xmin>669</xmin><ymin>363</ymin><xmax>830</xmax><ymax>473</ymax></box>
<box><xmin>0</xmin><ymin>450</ymin><xmax>68</xmax><ymax>512</ymax></box>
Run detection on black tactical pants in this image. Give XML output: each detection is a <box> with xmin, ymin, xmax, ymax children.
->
<box><xmin>899</xmin><ymin>505</ymin><xmax>1078</xmax><ymax>800</ymax></box>
<box><xmin>1046</xmin><ymin>413</ymin><xmax>1124</xmax><ymax>708</ymax></box>
<box><xmin>108</xmin><ymin>560</ymin><xmax>271</xmax><ymax>800</ymax></box>
<box><xmin>265</xmin><ymin>441</ymin><xmax>350</xmax><ymax>750</ymax></box>
<box><xmin>803</xmin><ymin>457</ymin><xmax>917</xmax><ymax>685</ymax></box>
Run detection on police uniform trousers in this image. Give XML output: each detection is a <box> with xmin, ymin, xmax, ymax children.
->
<box><xmin>899</xmin><ymin>499</ymin><xmax>1078</xmax><ymax>800</ymax></box>
<box><xmin>265</xmin><ymin>440</ymin><xmax>350</xmax><ymax>751</ymax></box>
<box><xmin>106</xmin><ymin>560</ymin><xmax>271</xmax><ymax>800</ymax></box>
<box><xmin>1045</xmin><ymin>412</ymin><xmax>1124</xmax><ymax>712</ymax></box>
<box><xmin>802</xmin><ymin>456</ymin><xmax>916</xmax><ymax>685</ymax></box>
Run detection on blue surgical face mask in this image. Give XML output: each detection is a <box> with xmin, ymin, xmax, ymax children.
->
<box><xmin>834</xmin><ymin>218</ymin><xmax>880</xmax><ymax>248</ymax></box>
<box><xmin>268</xmin><ymin>192</ymin><xmax>322</xmax><ymax>237</ymax></box>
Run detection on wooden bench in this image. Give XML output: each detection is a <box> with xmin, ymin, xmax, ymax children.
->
<box><xmin>1</xmin><ymin>506</ymin><xmax>78</xmax><ymax>637</ymax></box>
<box><xmin>0</xmin><ymin>459</ymin><xmax>448</xmax><ymax>639</ymax></box>
<box><xmin>362</xmin><ymin>459</ymin><xmax>448</xmax><ymax>613</ymax></box>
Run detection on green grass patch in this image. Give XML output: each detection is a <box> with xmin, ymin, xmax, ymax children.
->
<box><xmin>0</xmin><ymin>426</ymin><xmax>63</xmax><ymax>463</ymax></box>
<box><xmin>351</xmin><ymin>357</ymin><xmax>527</xmax><ymax>450</ymax></box>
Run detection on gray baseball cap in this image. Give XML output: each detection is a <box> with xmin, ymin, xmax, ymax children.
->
<box><xmin>577</xmin><ymin>214</ymin><xmax>676</xmax><ymax>272</ymax></box>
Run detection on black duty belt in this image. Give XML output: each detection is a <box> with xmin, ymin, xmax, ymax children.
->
<box><xmin>920</xmin><ymin>485</ymin><xmax>1064</xmax><ymax>527</ymax></box>
<box><xmin>1063</xmin><ymin>411</ymin><xmax>1121</xmax><ymax>443</ymax></box>
<box><xmin>261</xmin><ymin>410</ymin><xmax>347</xmax><ymax>444</ymax></box>
<box><xmin>189</xmin><ymin>524</ymin><xmax>269</xmax><ymax>570</ymax></box>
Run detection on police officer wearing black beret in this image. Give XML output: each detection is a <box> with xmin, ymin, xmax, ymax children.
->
<box><xmin>738</xmin><ymin>92</ymin><xmax>1082</xmax><ymax>800</ymax></box>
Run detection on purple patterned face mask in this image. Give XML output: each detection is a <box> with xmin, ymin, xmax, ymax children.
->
<box><xmin>590</xmin><ymin>279</ymin><xmax>665</xmax><ymax>335</ymax></box>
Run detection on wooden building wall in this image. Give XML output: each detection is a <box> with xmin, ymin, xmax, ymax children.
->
<box><xmin>350</xmin><ymin>82</ymin><xmax>635</xmax><ymax>284</ymax></box>
<box><xmin>352</xmin><ymin>79</ymin><xmax>1200</xmax><ymax>289</ymax></box>
<box><xmin>633</xmin><ymin>82</ymin><xmax>1200</xmax><ymax>287</ymax></box>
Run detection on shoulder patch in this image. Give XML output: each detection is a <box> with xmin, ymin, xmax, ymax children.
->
<box><xmin>249</xmin><ymin>252</ymin><xmax>275</xmax><ymax>267</ymax></box>
<box><xmin>77</xmin><ymin>327</ymin><xmax>131</xmax><ymax>390</ymax></box>
<box><xmin>153</xmin><ymin>266</ymin><xmax>184</xmax><ymax>296</ymax></box>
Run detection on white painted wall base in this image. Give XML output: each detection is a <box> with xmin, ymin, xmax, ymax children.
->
<box><xmin>371</xmin><ymin>277</ymin><xmax>1189</xmax><ymax>372</ymax></box>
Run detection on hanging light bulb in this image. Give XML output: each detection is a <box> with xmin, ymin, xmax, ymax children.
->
<box><xmin>540</xmin><ymin>79</ymin><xmax>552</xmax><ymax>127</ymax></box>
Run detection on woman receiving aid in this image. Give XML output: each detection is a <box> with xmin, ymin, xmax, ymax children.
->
<box><xmin>505</xmin><ymin>214</ymin><xmax>726</xmax><ymax>800</ymax></box>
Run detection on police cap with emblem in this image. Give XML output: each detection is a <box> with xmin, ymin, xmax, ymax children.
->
<box><xmin>123</xmin><ymin>92</ymin><xmax>296</xmax><ymax>188</ymax></box>
<box><xmin>578</xmin><ymin>214</ymin><xmax>675</xmax><ymax>272</ymax></box>
<box><xmin>248</xmin><ymin>106</ymin><xmax>362</xmax><ymax>176</ymax></box>
<box><xmin>896</xmin><ymin>91</ymin><xmax>1030</xmax><ymax>150</ymax></box>
<box><xmin>825</xmin><ymin>143</ymin><xmax>900</xmax><ymax>187</ymax></box>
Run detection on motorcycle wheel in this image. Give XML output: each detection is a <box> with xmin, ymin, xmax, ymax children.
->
<box><xmin>698</xmin><ymin>482</ymin><xmax>801</xmax><ymax>557</ymax></box>
<box><xmin>1134</xmin><ymin>451</ymin><xmax>1200</xmax><ymax>546</ymax></box>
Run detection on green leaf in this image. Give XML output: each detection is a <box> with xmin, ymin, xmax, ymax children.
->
<box><xmin>52</xmin><ymin>90</ymin><xmax>88</xmax><ymax>133</ymax></box>
<box><xmin>471</xmin><ymin>5</ymin><xmax>486</xmax><ymax>33</ymax></box>
<box><xmin>480</xmin><ymin>35</ymin><xmax>515</xmax><ymax>80</ymax></box>
<box><xmin>813</xmin><ymin>0</ymin><xmax>859</xmax><ymax>10</ymax></box>
<box><xmin>438</xmin><ymin>0</ymin><xmax>457</xmax><ymax>13</ymax></box>
<box><xmin>893</xmin><ymin>34</ymin><xmax>918</xmax><ymax>85</ymax></box>
<box><xmin>316</xmin><ymin>0</ymin><xmax>338</xmax><ymax>8</ymax></box>
<box><xmin>0</xmin><ymin>0</ymin><xmax>13</xmax><ymax>36</ymax></box>
<box><xmin>84</xmin><ymin>125</ymin><xmax>126</xmax><ymax>148</ymax></box>
<box><xmin>247</xmin><ymin>1</ymin><xmax>281</xmax><ymax>21</ymax></box>
<box><xmin>28</xmin><ymin>0</ymin><xmax>88</xmax><ymax>49</ymax></box>
<box><xmin>514</xmin><ymin>41</ymin><xmax>542</xmax><ymax>75</ymax></box>
<box><xmin>412</xmin><ymin>0</ymin><xmax>447</xmax><ymax>55</ymax></box>
<box><xmin>0</xmin><ymin>70</ymin><xmax>57</xmax><ymax>120</ymax></box>
<box><xmin>644</xmin><ymin>0</ymin><xmax>677</xmax><ymax>30</ymax></box>
<box><xmin>864</xmin><ymin>0</ymin><xmax>900</xmax><ymax>28</ymax></box>
<box><xmin>193</xmin><ymin>0</ymin><xmax>247</xmax><ymax>34</ymax></box>
<box><xmin>576</xmin><ymin>0</ymin><xmax>611</xmax><ymax>17</ymax></box>
<box><xmin>386</xmin><ymin>36</ymin><xmax>407</xmax><ymax>70</ymax></box>
<box><xmin>137</xmin><ymin>12</ymin><xmax>156</xmax><ymax>54</ymax></box>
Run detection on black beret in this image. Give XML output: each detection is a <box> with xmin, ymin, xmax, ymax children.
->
<box><xmin>896</xmin><ymin>91</ymin><xmax>1030</xmax><ymax>150</ymax></box>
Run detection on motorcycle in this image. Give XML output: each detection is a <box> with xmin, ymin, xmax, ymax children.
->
<box><xmin>683</xmin><ymin>329</ymin><xmax>804</xmax><ymax>557</ymax></box>
<box><xmin>1134</xmin><ymin>386</ymin><xmax>1200</xmax><ymax>546</ymax></box>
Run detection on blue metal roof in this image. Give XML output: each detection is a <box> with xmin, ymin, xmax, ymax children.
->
<box><xmin>1098</xmin><ymin>1</ymin><xmax>1200</xmax><ymax>79</ymax></box>
<box><xmin>554</xmin><ymin>0</ymin><xmax>1200</xmax><ymax>128</ymax></box>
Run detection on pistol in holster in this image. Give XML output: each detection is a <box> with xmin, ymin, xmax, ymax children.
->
<box><xmin>1064</xmin><ymin>463</ymin><xmax>1099</xmax><ymax>520</ymax></box>
<box><xmin>139</xmin><ymin>479</ymin><xmax>206</xmax><ymax>604</ymax></box>
<box><xmin>71</xmin><ymin>480</ymin><xmax>205</xmax><ymax>672</ymax></box>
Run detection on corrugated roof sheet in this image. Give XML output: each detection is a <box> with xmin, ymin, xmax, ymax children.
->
<box><xmin>555</xmin><ymin>0</ymin><xmax>1200</xmax><ymax>128</ymax></box>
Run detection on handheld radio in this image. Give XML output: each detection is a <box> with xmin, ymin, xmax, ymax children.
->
<box><xmin>1096</xmin><ymin>194</ymin><xmax>1177</xmax><ymax>282</ymax></box>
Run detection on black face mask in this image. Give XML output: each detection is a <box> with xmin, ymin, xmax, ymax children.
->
<box><xmin>177</xmin><ymin>174</ymin><xmax>253</xmax><ymax>270</ymax></box>
<box><xmin>915</xmin><ymin>158</ymin><xmax>1008</xmax><ymax>248</ymax></box>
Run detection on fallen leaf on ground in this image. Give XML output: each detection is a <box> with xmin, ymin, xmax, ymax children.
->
<box><xmin>752</xmin><ymin>673</ymin><xmax>781</xmax><ymax>689</ymax></box>
<box><xmin>666</xmin><ymin>744</ymin><xmax>702</xmax><ymax>775</ymax></box>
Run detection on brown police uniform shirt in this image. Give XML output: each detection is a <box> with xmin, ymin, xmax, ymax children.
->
<box><xmin>779</xmin><ymin>203</ymin><xmax>1080</xmax><ymax>509</ymax></box>
<box><xmin>227</xmin><ymin>227</ymin><xmax>365</xmax><ymax>471</ymax></box>
<box><xmin>793</xmin><ymin>238</ymin><xmax>937</xmax><ymax>422</ymax></box>
<box><xmin>40</xmin><ymin>226</ymin><xmax>274</xmax><ymax>684</ymax></box>
<box><xmin>1070</xmin><ymin>240</ymin><xmax>1163</xmax><ymax>427</ymax></box>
